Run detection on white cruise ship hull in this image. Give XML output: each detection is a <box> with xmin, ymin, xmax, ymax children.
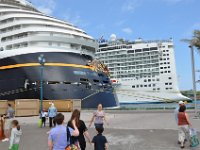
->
<box><xmin>115</xmin><ymin>89</ymin><xmax>190</xmax><ymax>104</ymax></box>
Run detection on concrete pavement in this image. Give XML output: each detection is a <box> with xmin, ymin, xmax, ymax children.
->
<box><xmin>0</xmin><ymin>111</ymin><xmax>199</xmax><ymax>150</ymax></box>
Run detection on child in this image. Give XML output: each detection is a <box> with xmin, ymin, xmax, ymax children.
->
<box><xmin>92</xmin><ymin>126</ymin><xmax>108</xmax><ymax>150</ymax></box>
<box><xmin>9</xmin><ymin>120</ymin><xmax>22</xmax><ymax>150</ymax></box>
<box><xmin>41</xmin><ymin>109</ymin><xmax>48</xmax><ymax>127</ymax></box>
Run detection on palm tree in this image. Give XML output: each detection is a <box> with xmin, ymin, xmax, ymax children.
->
<box><xmin>193</xmin><ymin>30</ymin><xmax>200</xmax><ymax>51</ymax></box>
<box><xmin>181</xmin><ymin>30</ymin><xmax>200</xmax><ymax>115</ymax></box>
<box><xmin>181</xmin><ymin>31</ymin><xmax>200</xmax><ymax>48</ymax></box>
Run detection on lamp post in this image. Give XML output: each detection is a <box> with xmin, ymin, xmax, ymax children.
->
<box><xmin>38</xmin><ymin>54</ymin><xmax>46</xmax><ymax>113</ymax></box>
<box><xmin>189</xmin><ymin>45</ymin><xmax>198</xmax><ymax>115</ymax></box>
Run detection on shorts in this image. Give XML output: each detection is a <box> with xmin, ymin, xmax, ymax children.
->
<box><xmin>4</xmin><ymin>118</ymin><xmax>13</xmax><ymax>130</ymax></box>
<box><xmin>94</xmin><ymin>123</ymin><xmax>103</xmax><ymax>128</ymax></box>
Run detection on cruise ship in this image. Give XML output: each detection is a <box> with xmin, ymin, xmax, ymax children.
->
<box><xmin>96</xmin><ymin>34</ymin><xmax>190</xmax><ymax>104</ymax></box>
<box><xmin>0</xmin><ymin>0</ymin><xmax>119</xmax><ymax>108</ymax></box>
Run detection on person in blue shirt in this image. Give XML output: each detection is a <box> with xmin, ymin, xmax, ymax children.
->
<box><xmin>48</xmin><ymin>103</ymin><xmax>57</xmax><ymax>128</ymax></box>
<box><xmin>48</xmin><ymin>113</ymin><xmax>79</xmax><ymax>150</ymax></box>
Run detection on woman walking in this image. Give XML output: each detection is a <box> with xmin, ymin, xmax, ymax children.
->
<box><xmin>48</xmin><ymin>103</ymin><xmax>57</xmax><ymax>128</ymax></box>
<box><xmin>89</xmin><ymin>104</ymin><xmax>109</xmax><ymax>128</ymax></box>
<box><xmin>68</xmin><ymin>109</ymin><xmax>91</xmax><ymax>150</ymax></box>
<box><xmin>178</xmin><ymin>105</ymin><xmax>192</xmax><ymax>149</ymax></box>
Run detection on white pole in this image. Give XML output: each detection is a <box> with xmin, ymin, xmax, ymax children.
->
<box><xmin>189</xmin><ymin>45</ymin><xmax>197</xmax><ymax>115</ymax></box>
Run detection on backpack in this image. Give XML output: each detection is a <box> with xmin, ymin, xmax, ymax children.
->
<box><xmin>65</xmin><ymin>127</ymin><xmax>81</xmax><ymax>150</ymax></box>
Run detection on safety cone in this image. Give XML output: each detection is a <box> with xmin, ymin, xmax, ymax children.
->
<box><xmin>0</xmin><ymin>118</ymin><xmax>5</xmax><ymax>140</ymax></box>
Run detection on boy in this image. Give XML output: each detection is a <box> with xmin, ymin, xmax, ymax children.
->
<box><xmin>41</xmin><ymin>109</ymin><xmax>48</xmax><ymax>127</ymax></box>
<box><xmin>92</xmin><ymin>127</ymin><xmax>108</xmax><ymax>150</ymax></box>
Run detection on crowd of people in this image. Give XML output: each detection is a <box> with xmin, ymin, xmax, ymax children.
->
<box><xmin>47</xmin><ymin>103</ymin><xmax>108</xmax><ymax>150</ymax></box>
<box><xmin>1</xmin><ymin>103</ymin><xmax>109</xmax><ymax>150</ymax></box>
<box><xmin>0</xmin><ymin>101</ymin><xmax>198</xmax><ymax>150</ymax></box>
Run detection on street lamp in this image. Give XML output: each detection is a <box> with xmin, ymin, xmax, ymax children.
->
<box><xmin>189</xmin><ymin>45</ymin><xmax>198</xmax><ymax>116</ymax></box>
<box><xmin>38</xmin><ymin>54</ymin><xmax>46</xmax><ymax>113</ymax></box>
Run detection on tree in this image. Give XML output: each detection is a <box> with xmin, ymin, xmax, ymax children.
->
<box><xmin>193</xmin><ymin>30</ymin><xmax>200</xmax><ymax>50</ymax></box>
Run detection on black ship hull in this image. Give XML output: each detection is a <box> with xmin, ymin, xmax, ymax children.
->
<box><xmin>0</xmin><ymin>52</ymin><xmax>118</xmax><ymax>108</ymax></box>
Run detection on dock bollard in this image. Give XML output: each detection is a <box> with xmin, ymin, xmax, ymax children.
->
<box><xmin>0</xmin><ymin>117</ymin><xmax>5</xmax><ymax>140</ymax></box>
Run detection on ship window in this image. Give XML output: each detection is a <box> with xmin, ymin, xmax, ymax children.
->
<box><xmin>153</xmin><ymin>88</ymin><xmax>156</xmax><ymax>91</ymax></box>
<box><xmin>128</xmin><ymin>50</ymin><xmax>134</xmax><ymax>53</ymax></box>
<box><xmin>103</xmin><ymin>80</ymin><xmax>109</xmax><ymax>83</ymax></box>
<box><xmin>153</xmin><ymin>84</ymin><xmax>156</xmax><ymax>87</ymax></box>
<box><xmin>168</xmin><ymin>45</ymin><xmax>173</xmax><ymax>48</ymax></box>
<box><xmin>157</xmin><ymin>88</ymin><xmax>160</xmax><ymax>90</ymax></box>
<box><xmin>144</xmin><ymin>85</ymin><xmax>147</xmax><ymax>87</ymax></box>
<box><xmin>160</xmin><ymin>67</ymin><xmax>163</xmax><ymax>69</ymax></box>
<box><xmin>135</xmin><ymin>49</ymin><xmax>142</xmax><ymax>53</ymax></box>
<box><xmin>148</xmin><ymin>79</ymin><xmax>151</xmax><ymax>82</ymax></box>
<box><xmin>132</xmin><ymin>85</ymin><xmax>135</xmax><ymax>88</ymax></box>
<box><xmin>48</xmin><ymin>81</ymin><xmax>60</xmax><ymax>84</ymax></box>
<box><xmin>157</xmin><ymin>79</ymin><xmax>160</xmax><ymax>81</ymax></box>
<box><xmin>137</xmin><ymin>85</ymin><xmax>139</xmax><ymax>88</ymax></box>
<box><xmin>143</xmin><ymin>48</ymin><xmax>149</xmax><ymax>52</ymax></box>
<box><xmin>93</xmin><ymin>79</ymin><xmax>99</xmax><ymax>82</ymax></box>
<box><xmin>169</xmin><ymin>77</ymin><xmax>172</xmax><ymax>79</ymax></box>
<box><xmin>165</xmin><ymin>83</ymin><xmax>168</xmax><ymax>85</ymax></box>
<box><xmin>140</xmin><ymin>85</ymin><xmax>143</xmax><ymax>87</ymax></box>
<box><xmin>166</xmin><ymin>88</ymin><xmax>169</xmax><ymax>90</ymax></box>
<box><xmin>168</xmin><ymin>71</ymin><xmax>171</xmax><ymax>73</ymax></box>
<box><xmin>144</xmin><ymin>79</ymin><xmax>147</xmax><ymax>82</ymax></box>
<box><xmin>80</xmin><ymin>78</ymin><xmax>89</xmax><ymax>82</ymax></box>
<box><xmin>169</xmin><ymin>83</ymin><xmax>172</xmax><ymax>85</ymax></box>
<box><xmin>150</xmin><ymin>47</ymin><xmax>158</xmax><ymax>50</ymax></box>
<box><xmin>149</xmin><ymin>84</ymin><xmax>151</xmax><ymax>87</ymax></box>
<box><xmin>63</xmin><ymin>81</ymin><xmax>71</xmax><ymax>84</ymax></box>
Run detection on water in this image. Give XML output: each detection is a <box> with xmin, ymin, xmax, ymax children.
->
<box><xmin>120</xmin><ymin>100</ymin><xmax>200</xmax><ymax>109</ymax></box>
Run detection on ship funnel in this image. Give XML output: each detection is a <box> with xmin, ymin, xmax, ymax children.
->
<box><xmin>110</xmin><ymin>34</ymin><xmax>117</xmax><ymax>42</ymax></box>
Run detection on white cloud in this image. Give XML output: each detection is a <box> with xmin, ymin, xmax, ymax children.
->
<box><xmin>30</xmin><ymin>0</ymin><xmax>56</xmax><ymax>15</ymax></box>
<box><xmin>122</xmin><ymin>27</ymin><xmax>133</xmax><ymax>34</ymax></box>
<box><xmin>121</xmin><ymin>0</ymin><xmax>140</xmax><ymax>12</ymax></box>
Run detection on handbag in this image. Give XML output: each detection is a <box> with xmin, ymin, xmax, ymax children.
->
<box><xmin>189</xmin><ymin>128</ymin><xmax>199</xmax><ymax>147</ymax></box>
<box><xmin>65</xmin><ymin>127</ymin><xmax>81</xmax><ymax>150</ymax></box>
<box><xmin>37</xmin><ymin>119</ymin><xmax>42</xmax><ymax>128</ymax></box>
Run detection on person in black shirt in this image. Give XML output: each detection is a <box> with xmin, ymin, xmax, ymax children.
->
<box><xmin>92</xmin><ymin>126</ymin><xmax>108</xmax><ymax>150</ymax></box>
<box><xmin>67</xmin><ymin>109</ymin><xmax>91</xmax><ymax>150</ymax></box>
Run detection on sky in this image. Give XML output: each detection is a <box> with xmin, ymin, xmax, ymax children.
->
<box><xmin>29</xmin><ymin>0</ymin><xmax>200</xmax><ymax>91</ymax></box>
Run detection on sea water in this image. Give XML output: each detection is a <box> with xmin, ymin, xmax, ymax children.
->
<box><xmin>120</xmin><ymin>100</ymin><xmax>200</xmax><ymax>109</ymax></box>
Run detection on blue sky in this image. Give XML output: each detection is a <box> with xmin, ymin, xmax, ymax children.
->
<box><xmin>29</xmin><ymin>0</ymin><xmax>200</xmax><ymax>90</ymax></box>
